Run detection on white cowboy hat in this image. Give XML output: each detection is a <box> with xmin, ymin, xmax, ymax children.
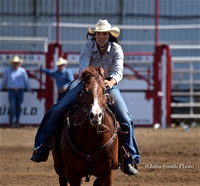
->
<box><xmin>10</xmin><ymin>56</ymin><xmax>23</xmax><ymax>63</ymax></box>
<box><xmin>56</xmin><ymin>57</ymin><xmax>68</xmax><ymax>66</ymax></box>
<box><xmin>88</xmin><ymin>19</ymin><xmax>120</xmax><ymax>38</ymax></box>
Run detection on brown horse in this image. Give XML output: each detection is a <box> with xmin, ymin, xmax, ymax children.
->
<box><xmin>53</xmin><ymin>66</ymin><xmax>119</xmax><ymax>186</ymax></box>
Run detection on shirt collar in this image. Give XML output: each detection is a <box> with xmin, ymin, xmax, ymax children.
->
<box><xmin>92</xmin><ymin>41</ymin><xmax>111</xmax><ymax>53</ymax></box>
<box><xmin>107</xmin><ymin>42</ymin><xmax>111</xmax><ymax>53</ymax></box>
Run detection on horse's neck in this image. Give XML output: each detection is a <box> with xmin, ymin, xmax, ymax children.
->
<box><xmin>72</xmin><ymin>117</ymin><xmax>112</xmax><ymax>152</ymax></box>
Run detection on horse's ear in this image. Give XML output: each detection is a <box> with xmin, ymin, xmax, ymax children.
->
<box><xmin>98</xmin><ymin>66</ymin><xmax>106</xmax><ymax>79</ymax></box>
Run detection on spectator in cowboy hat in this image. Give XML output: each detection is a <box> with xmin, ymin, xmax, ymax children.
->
<box><xmin>0</xmin><ymin>56</ymin><xmax>31</xmax><ymax>127</ymax></box>
<box><xmin>31</xmin><ymin>19</ymin><xmax>140</xmax><ymax>176</ymax></box>
<box><xmin>39</xmin><ymin>57</ymin><xmax>74</xmax><ymax>101</ymax></box>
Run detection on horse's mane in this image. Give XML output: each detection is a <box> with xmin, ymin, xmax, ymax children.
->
<box><xmin>80</xmin><ymin>66</ymin><xmax>107</xmax><ymax>89</ymax></box>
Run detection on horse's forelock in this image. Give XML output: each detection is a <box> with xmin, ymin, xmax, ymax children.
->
<box><xmin>81</xmin><ymin>66</ymin><xmax>106</xmax><ymax>86</ymax></box>
<box><xmin>98</xmin><ymin>66</ymin><xmax>106</xmax><ymax>79</ymax></box>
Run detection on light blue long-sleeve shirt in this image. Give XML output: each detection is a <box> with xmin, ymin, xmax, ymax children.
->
<box><xmin>79</xmin><ymin>40</ymin><xmax>124</xmax><ymax>83</ymax></box>
<box><xmin>0</xmin><ymin>66</ymin><xmax>31</xmax><ymax>91</ymax></box>
<box><xmin>40</xmin><ymin>68</ymin><xmax>74</xmax><ymax>90</ymax></box>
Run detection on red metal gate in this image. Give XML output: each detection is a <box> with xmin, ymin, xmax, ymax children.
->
<box><xmin>0</xmin><ymin>44</ymin><xmax>171</xmax><ymax>127</ymax></box>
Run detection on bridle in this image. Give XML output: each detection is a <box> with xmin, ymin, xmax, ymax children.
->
<box><xmin>73</xmin><ymin>76</ymin><xmax>111</xmax><ymax>134</ymax></box>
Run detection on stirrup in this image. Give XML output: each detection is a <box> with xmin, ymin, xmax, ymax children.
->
<box><xmin>33</xmin><ymin>138</ymin><xmax>53</xmax><ymax>154</ymax></box>
<box><xmin>119</xmin><ymin>143</ymin><xmax>138</xmax><ymax>172</ymax></box>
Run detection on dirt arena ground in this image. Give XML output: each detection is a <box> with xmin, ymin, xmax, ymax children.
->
<box><xmin>0</xmin><ymin>125</ymin><xmax>199</xmax><ymax>186</ymax></box>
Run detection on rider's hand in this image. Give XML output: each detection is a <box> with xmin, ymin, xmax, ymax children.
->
<box><xmin>104</xmin><ymin>78</ymin><xmax>116</xmax><ymax>89</ymax></box>
<box><xmin>61</xmin><ymin>86</ymin><xmax>67</xmax><ymax>91</ymax></box>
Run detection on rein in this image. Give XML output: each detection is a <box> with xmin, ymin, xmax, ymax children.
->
<box><xmin>66</xmin><ymin>107</ymin><xmax>119</xmax><ymax>161</ymax></box>
<box><xmin>66</xmin><ymin>110</ymin><xmax>118</xmax><ymax>183</ymax></box>
<box><xmin>73</xmin><ymin>103</ymin><xmax>88</xmax><ymax>126</ymax></box>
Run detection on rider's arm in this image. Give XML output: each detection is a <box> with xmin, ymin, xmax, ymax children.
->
<box><xmin>109</xmin><ymin>44</ymin><xmax>124</xmax><ymax>84</ymax></box>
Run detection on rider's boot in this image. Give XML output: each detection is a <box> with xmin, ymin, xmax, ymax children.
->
<box><xmin>31</xmin><ymin>145</ymin><xmax>50</xmax><ymax>163</ymax></box>
<box><xmin>123</xmin><ymin>160</ymin><xmax>139</xmax><ymax>175</ymax></box>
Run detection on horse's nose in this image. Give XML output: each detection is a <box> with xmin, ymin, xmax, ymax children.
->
<box><xmin>89</xmin><ymin>112</ymin><xmax>102</xmax><ymax>120</ymax></box>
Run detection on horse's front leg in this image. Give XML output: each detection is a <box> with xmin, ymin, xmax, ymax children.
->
<box><xmin>93</xmin><ymin>169</ymin><xmax>114</xmax><ymax>186</ymax></box>
<box><xmin>68</xmin><ymin>176</ymin><xmax>82</xmax><ymax>186</ymax></box>
<box><xmin>59</xmin><ymin>177</ymin><xmax>69</xmax><ymax>186</ymax></box>
<box><xmin>52</xmin><ymin>151</ymin><xmax>69</xmax><ymax>186</ymax></box>
<box><xmin>65</xmin><ymin>168</ymin><xmax>82</xmax><ymax>186</ymax></box>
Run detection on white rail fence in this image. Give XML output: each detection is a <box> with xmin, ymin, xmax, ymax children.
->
<box><xmin>0</xmin><ymin>22</ymin><xmax>200</xmax><ymax>52</ymax></box>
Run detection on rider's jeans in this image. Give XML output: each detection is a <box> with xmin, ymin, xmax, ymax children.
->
<box><xmin>108</xmin><ymin>86</ymin><xmax>140</xmax><ymax>164</ymax></box>
<box><xmin>34</xmin><ymin>82</ymin><xmax>140</xmax><ymax>164</ymax></box>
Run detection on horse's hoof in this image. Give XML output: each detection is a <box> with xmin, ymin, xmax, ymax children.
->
<box><xmin>124</xmin><ymin>164</ymin><xmax>139</xmax><ymax>175</ymax></box>
<box><xmin>30</xmin><ymin>148</ymin><xmax>49</xmax><ymax>163</ymax></box>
